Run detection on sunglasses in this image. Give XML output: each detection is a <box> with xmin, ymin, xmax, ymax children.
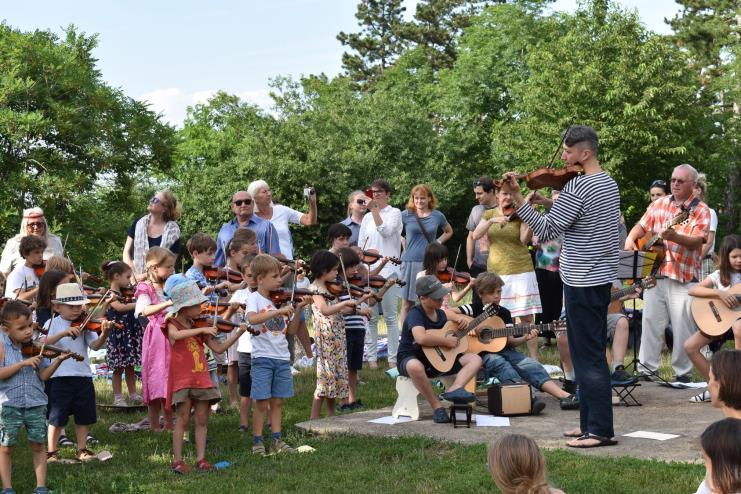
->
<box><xmin>670</xmin><ymin>178</ymin><xmax>686</xmax><ymax>185</ymax></box>
<box><xmin>150</xmin><ymin>196</ymin><xmax>160</xmax><ymax>204</ymax></box>
<box><xmin>650</xmin><ymin>180</ymin><xmax>667</xmax><ymax>188</ymax></box>
<box><xmin>233</xmin><ymin>199</ymin><xmax>253</xmax><ymax>206</ymax></box>
<box><xmin>27</xmin><ymin>222</ymin><xmax>45</xmax><ymax>228</ymax></box>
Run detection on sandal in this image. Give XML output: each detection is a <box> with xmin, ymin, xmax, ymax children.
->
<box><xmin>171</xmin><ymin>459</ymin><xmax>191</xmax><ymax>474</ymax></box>
<box><xmin>566</xmin><ymin>432</ymin><xmax>618</xmax><ymax>448</ymax></box>
<box><xmin>689</xmin><ymin>390</ymin><xmax>711</xmax><ymax>403</ymax></box>
<box><xmin>195</xmin><ymin>458</ymin><xmax>214</xmax><ymax>472</ymax></box>
<box><xmin>46</xmin><ymin>451</ymin><xmax>60</xmax><ymax>463</ymax></box>
<box><xmin>76</xmin><ymin>448</ymin><xmax>97</xmax><ymax>461</ymax></box>
<box><xmin>563</xmin><ymin>428</ymin><xmax>583</xmax><ymax>438</ymax></box>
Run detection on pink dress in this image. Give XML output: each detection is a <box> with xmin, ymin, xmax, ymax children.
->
<box><xmin>135</xmin><ymin>282</ymin><xmax>170</xmax><ymax>404</ymax></box>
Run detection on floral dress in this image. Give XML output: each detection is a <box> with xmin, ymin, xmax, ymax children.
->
<box><xmin>105</xmin><ymin>302</ymin><xmax>143</xmax><ymax>371</ymax></box>
<box><xmin>310</xmin><ymin>283</ymin><xmax>349</xmax><ymax>399</ymax></box>
<box><xmin>135</xmin><ymin>282</ymin><xmax>171</xmax><ymax>404</ymax></box>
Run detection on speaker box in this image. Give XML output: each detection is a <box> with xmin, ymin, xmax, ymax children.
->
<box><xmin>487</xmin><ymin>383</ymin><xmax>532</xmax><ymax>416</ymax></box>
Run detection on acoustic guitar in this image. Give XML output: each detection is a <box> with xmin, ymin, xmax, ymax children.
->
<box><xmin>420</xmin><ymin>304</ymin><xmax>499</xmax><ymax>373</ymax></box>
<box><xmin>636</xmin><ymin>208</ymin><xmax>691</xmax><ymax>273</ymax></box>
<box><xmin>690</xmin><ymin>284</ymin><xmax>741</xmax><ymax>338</ymax></box>
<box><xmin>467</xmin><ymin>317</ymin><xmax>566</xmax><ymax>354</ymax></box>
<box><xmin>607</xmin><ymin>276</ymin><xmax>656</xmax><ymax>315</ymax></box>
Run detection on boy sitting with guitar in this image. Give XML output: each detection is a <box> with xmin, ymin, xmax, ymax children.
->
<box><xmin>446</xmin><ymin>272</ymin><xmax>576</xmax><ymax>412</ymax></box>
<box><xmin>396</xmin><ymin>276</ymin><xmax>481</xmax><ymax>424</ymax></box>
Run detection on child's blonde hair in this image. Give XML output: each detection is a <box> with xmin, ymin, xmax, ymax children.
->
<box><xmin>250</xmin><ymin>254</ymin><xmax>280</xmax><ymax>281</ymax></box>
<box><xmin>46</xmin><ymin>255</ymin><xmax>73</xmax><ymax>274</ymax></box>
<box><xmin>488</xmin><ymin>434</ymin><xmax>552</xmax><ymax>494</ymax></box>
<box><xmin>475</xmin><ymin>272</ymin><xmax>504</xmax><ymax>295</ymax></box>
<box><xmin>145</xmin><ymin>247</ymin><xmax>174</xmax><ymax>285</ymax></box>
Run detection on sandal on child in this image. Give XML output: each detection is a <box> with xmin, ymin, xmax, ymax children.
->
<box><xmin>252</xmin><ymin>443</ymin><xmax>267</xmax><ymax>456</ymax></box>
<box><xmin>58</xmin><ymin>434</ymin><xmax>74</xmax><ymax>447</ymax></box>
<box><xmin>195</xmin><ymin>458</ymin><xmax>214</xmax><ymax>472</ymax></box>
<box><xmin>689</xmin><ymin>390</ymin><xmax>711</xmax><ymax>403</ymax></box>
<box><xmin>171</xmin><ymin>460</ymin><xmax>191</xmax><ymax>474</ymax></box>
<box><xmin>46</xmin><ymin>451</ymin><xmax>60</xmax><ymax>463</ymax></box>
<box><xmin>76</xmin><ymin>448</ymin><xmax>97</xmax><ymax>461</ymax></box>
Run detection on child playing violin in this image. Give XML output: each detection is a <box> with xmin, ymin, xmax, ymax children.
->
<box><xmin>164</xmin><ymin>279</ymin><xmax>250</xmax><ymax>473</ymax></box>
<box><xmin>101</xmin><ymin>260</ymin><xmax>143</xmax><ymax>407</ymax></box>
<box><xmin>417</xmin><ymin>242</ymin><xmax>474</xmax><ymax>310</ymax></box>
<box><xmin>4</xmin><ymin>236</ymin><xmax>46</xmax><ymax>302</ymax></box>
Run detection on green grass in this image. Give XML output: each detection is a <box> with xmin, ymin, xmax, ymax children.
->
<box><xmin>8</xmin><ymin>352</ymin><xmax>705</xmax><ymax>494</ymax></box>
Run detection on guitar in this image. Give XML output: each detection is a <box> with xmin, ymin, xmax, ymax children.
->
<box><xmin>608</xmin><ymin>276</ymin><xmax>656</xmax><ymax>314</ymax></box>
<box><xmin>690</xmin><ymin>284</ymin><xmax>741</xmax><ymax>338</ymax></box>
<box><xmin>420</xmin><ymin>304</ymin><xmax>499</xmax><ymax>373</ymax></box>
<box><xmin>467</xmin><ymin>317</ymin><xmax>567</xmax><ymax>354</ymax></box>
<box><xmin>636</xmin><ymin>208</ymin><xmax>691</xmax><ymax>273</ymax></box>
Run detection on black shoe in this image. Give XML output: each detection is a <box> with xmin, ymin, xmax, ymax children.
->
<box><xmin>674</xmin><ymin>374</ymin><xmax>692</xmax><ymax>384</ymax></box>
<box><xmin>351</xmin><ymin>400</ymin><xmax>364</xmax><ymax>410</ymax></box>
<box><xmin>559</xmin><ymin>393</ymin><xmax>580</xmax><ymax>410</ymax></box>
<box><xmin>531</xmin><ymin>398</ymin><xmax>546</xmax><ymax>415</ymax></box>
<box><xmin>611</xmin><ymin>365</ymin><xmax>636</xmax><ymax>384</ymax></box>
<box><xmin>562</xmin><ymin>379</ymin><xmax>577</xmax><ymax>395</ymax></box>
<box><xmin>433</xmin><ymin>407</ymin><xmax>451</xmax><ymax>424</ymax></box>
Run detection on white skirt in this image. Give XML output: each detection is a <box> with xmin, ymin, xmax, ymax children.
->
<box><xmin>500</xmin><ymin>271</ymin><xmax>542</xmax><ymax>318</ymax></box>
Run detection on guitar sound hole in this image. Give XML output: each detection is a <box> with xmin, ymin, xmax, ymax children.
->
<box><xmin>479</xmin><ymin>329</ymin><xmax>492</xmax><ymax>343</ymax></box>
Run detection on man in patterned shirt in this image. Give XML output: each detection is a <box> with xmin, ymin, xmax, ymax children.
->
<box><xmin>625</xmin><ymin>163</ymin><xmax>710</xmax><ymax>382</ymax></box>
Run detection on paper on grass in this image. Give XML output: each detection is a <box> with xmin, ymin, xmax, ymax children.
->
<box><xmin>623</xmin><ymin>431</ymin><xmax>680</xmax><ymax>441</ymax></box>
<box><xmin>474</xmin><ymin>415</ymin><xmax>510</xmax><ymax>427</ymax></box>
<box><xmin>368</xmin><ymin>416</ymin><xmax>414</xmax><ymax>425</ymax></box>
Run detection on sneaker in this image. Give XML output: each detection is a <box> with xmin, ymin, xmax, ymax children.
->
<box><xmin>252</xmin><ymin>443</ymin><xmax>267</xmax><ymax>456</ymax></box>
<box><xmin>271</xmin><ymin>439</ymin><xmax>296</xmax><ymax>454</ymax></box>
<box><xmin>238</xmin><ymin>425</ymin><xmax>249</xmax><ymax>433</ymax></box>
<box><xmin>58</xmin><ymin>434</ymin><xmax>74</xmax><ymax>447</ymax></box>
<box><xmin>385</xmin><ymin>367</ymin><xmax>399</xmax><ymax>379</ymax></box>
<box><xmin>561</xmin><ymin>379</ymin><xmax>577</xmax><ymax>395</ymax></box>
<box><xmin>339</xmin><ymin>403</ymin><xmax>354</xmax><ymax>412</ymax></box>
<box><xmin>171</xmin><ymin>460</ymin><xmax>191</xmax><ymax>474</ymax></box>
<box><xmin>433</xmin><ymin>407</ymin><xmax>451</xmax><ymax>424</ymax></box>
<box><xmin>440</xmin><ymin>388</ymin><xmax>476</xmax><ymax>404</ymax></box>
<box><xmin>86</xmin><ymin>433</ymin><xmax>100</xmax><ymax>445</ymax></box>
<box><xmin>32</xmin><ymin>487</ymin><xmax>49</xmax><ymax>494</ymax></box>
<box><xmin>129</xmin><ymin>395</ymin><xmax>144</xmax><ymax>406</ymax></box>
<box><xmin>195</xmin><ymin>458</ymin><xmax>214</xmax><ymax>472</ymax></box>
<box><xmin>611</xmin><ymin>365</ymin><xmax>636</xmax><ymax>384</ymax></box>
<box><xmin>689</xmin><ymin>390</ymin><xmax>711</xmax><ymax>403</ymax></box>
<box><xmin>674</xmin><ymin>374</ymin><xmax>692</xmax><ymax>384</ymax></box>
<box><xmin>531</xmin><ymin>398</ymin><xmax>546</xmax><ymax>415</ymax></box>
<box><xmin>2</xmin><ymin>488</ymin><xmax>16</xmax><ymax>494</ymax></box>
<box><xmin>46</xmin><ymin>451</ymin><xmax>60</xmax><ymax>463</ymax></box>
<box><xmin>113</xmin><ymin>396</ymin><xmax>128</xmax><ymax>407</ymax></box>
<box><xmin>559</xmin><ymin>393</ymin><xmax>580</xmax><ymax>410</ymax></box>
<box><xmin>76</xmin><ymin>448</ymin><xmax>97</xmax><ymax>461</ymax></box>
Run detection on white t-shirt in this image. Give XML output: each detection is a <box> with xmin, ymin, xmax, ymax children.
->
<box><xmin>246</xmin><ymin>291</ymin><xmax>289</xmax><ymax>360</ymax></box>
<box><xmin>708</xmin><ymin>208</ymin><xmax>718</xmax><ymax>253</ymax></box>
<box><xmin>230</xmin><ymin>288</ymin><xmax>253</xmax><ymax>354</ymax></box>
<box><xmin>708</xmin><ymin>270</ymin><xmax>741</xmax><ymax>290</ymax></box>
<box><xmin>44</xmin><ymin>316</ymin><xmax>99</xmax><ymax>377</ymax></box>
<box><xmin>357</xmin><ymin>204</ymin><xmax>403</xmax><ymax>278</ymax></box>
<box><xmin>4</xmin><ymin>264</ymin><xmax>39</xmax><ymax>298</ymax></box>
<box><xmin>265</xmin><ymin>204</ymin><xmax>303</xmax><ymax>260</ymax></box>
<box><xmin>693</xmin><ymin>478</ymin><xmax>711</xmax><ymax>494</ymax></box>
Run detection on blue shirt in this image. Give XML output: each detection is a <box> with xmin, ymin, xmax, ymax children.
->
<box><xmin>214</xmin><ymin>216</ymin><xmax>281</xmax><ymax>267</ymax></box>
<box><xmin>400</xmin><ymin>209</ymin><xmax>449</xmax><ymax>262</ymax></box>
<box><xmin>340</xmin><ymin>216</ymin><xmax>362</xmax><ymax>246</ymax></box>
<box><xmin>0</xmin><ymin>333</ymin><xmax>49</xmax><ymax>408</ymax></box>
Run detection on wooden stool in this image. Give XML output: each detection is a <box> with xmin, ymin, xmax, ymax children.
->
<box><xmin>391</xmin><ymin>375</ymin><xmax>458</xmax><ymax>421</ymax></box>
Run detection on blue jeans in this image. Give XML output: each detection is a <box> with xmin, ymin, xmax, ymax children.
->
<box><xmin>482</xmin><ymin>347</ymin><xmax>550</xmax><ymax>389</ymax></box>
<box><xmin>564</xmin><ymin>283</ymin><xmax>613</xmax><ymax>438</ymax></box>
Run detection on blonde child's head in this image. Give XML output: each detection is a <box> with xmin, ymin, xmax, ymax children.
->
<box><xmin>145</xmin><ymin>247</ymin><xmax>175</xmax><ymax>285</ymax></box>
<box><xmin>46</xmin><ymin>255</ymin><xmax>73</xmax><ymax>274</ymax></box>
<box><xmin>250</xmin><ymin>254</ymin><xmax>281</xmax><ymax>287</ymax></box>
<box><xmin>488</xmin><ymin>434</ymin><xmax>553</xmax><ymax>494</ymax></box>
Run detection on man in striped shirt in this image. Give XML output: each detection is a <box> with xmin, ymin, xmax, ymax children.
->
<box><xmin>501</xmin><ymin>125</ymin><xmax>621</xmax><ymax>448</ymax></box>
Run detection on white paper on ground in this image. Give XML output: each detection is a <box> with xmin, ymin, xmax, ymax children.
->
<box><xmin>474</xmin><ymin>415</ymin><xmax>510</xmax><ymax>427</ymax></box>
<box><xmin>623</xmin><ymin>431</ymin><xmax>680</xmax><ymax>441</ymax></box>
<box><xmin>368</xmin><ymin>416</ymin><xmax>414</xmax><ymax>425</ymax></box>
<box><xmin>659</xmin><ymin>381</ymin><xmax>707</xmax><ymax>389</ymax></box>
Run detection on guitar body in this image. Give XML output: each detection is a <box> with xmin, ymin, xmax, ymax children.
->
<box><xmin>636</xmin><ymin>231</ymin><xmax>665</xmax><ymax>269</ymax></box>
<box><xmin>467</xmin><ymin>316</ymin><xmax>509</xmax><ymax>354</ymax></box>
<box><xmin>420</xmin><ymin>321</ymin><xmax>470</xmax><ymax>373</ymax></box>
<box><xmin>691</xmin><ymin>285</ymin><xmax>741</xmax><ymax>338</ymax></box>
<box><xmin>608</xmin><ymin>286</ymin><xmax>623</xmax><ymax>315</ymax></box>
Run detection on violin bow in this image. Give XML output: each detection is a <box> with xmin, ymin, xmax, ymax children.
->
<box><xmin>452</xmin><ymin>245</ymin><xmax>462</xmax><ymax>272</ymax></box>
<box><xmin>546</xmin><ymin>124</ymin><xmax>572</xmax><ymax>169</ymax></box>
<box><xmin>337</xmin><ymin>253</ymin><xmax>353</xmax><ymax>300</ymax></box>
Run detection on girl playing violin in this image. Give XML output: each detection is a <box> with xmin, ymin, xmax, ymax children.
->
<box><xmin>418</xmin><ymin>243</ymin><xmax>474</xmax><ymax>310</ymax></box>
<box><xmin>308</xmin><ymin>250</ymin><xmax>358</xmax><ymax>419</ymax></box>
<box><xmin>101</xmin><ymin>261</ymin><xmax>144</xmax><ymax>407</ymax></box>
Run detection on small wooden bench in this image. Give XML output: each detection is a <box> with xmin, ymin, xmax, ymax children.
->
<box><xmin>391</xmin><ymin>375</ymin><xmax>475</xmax><ymax>421</ymax></box>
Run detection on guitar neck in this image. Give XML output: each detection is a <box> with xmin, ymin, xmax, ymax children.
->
<box><xmin>493</xmin><ymin>322</ymin><xmax>562</xmax><ymax>338</ymax></box>
<box><xmin>612</xmin><ymin>285</ymin><xmax>638</xmax><ymax>301</ymax></box>
<box><xmin>453</xmin><ymin>306</ymin><xmax>497</xmax><ymax>340</ymax></box>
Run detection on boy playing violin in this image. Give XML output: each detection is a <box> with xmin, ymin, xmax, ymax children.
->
<box><xmin>4</xmin><ymin>236</ymin><xmax>46</xmax><ymax>302</ymax></box>
<box><xmin>1</xmin><ymin>301</ymin><xmax>71</xmax><ymax>494</ymax></box>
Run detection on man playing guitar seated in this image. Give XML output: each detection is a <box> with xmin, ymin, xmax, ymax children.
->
<box><xmin>396</xmin><ymin>276</ymin><xmax>482</xmax><ymax>424</ymax></box>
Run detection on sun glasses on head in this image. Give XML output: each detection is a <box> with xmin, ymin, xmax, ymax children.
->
<box><xmin>233</xmin><ymin>199</ymin><xmax>253</xmax><ymax>206</ymax></box>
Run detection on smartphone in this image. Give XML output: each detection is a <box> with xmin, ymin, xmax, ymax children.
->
<box><xmin>303</xmin><ymin>187</ymin><xmax>315</xmax><ymax>200</ymax></box>
<box><xmin>365</xmin><ymin>187</ymin><xmax>374</xmax><ymax>198</ymax></box>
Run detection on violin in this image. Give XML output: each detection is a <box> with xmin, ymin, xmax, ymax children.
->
<box><xmin>436</xmin><ymin>268</ymin><xmax>472</xmax><ymax>286</ymax></box>
<box><xmin>268</xmin><ymin>288</ymin><xmax>334</xmax><ymax>307</ymax></box>
<box><xmin>33</xmin><ymin>261</ymin><xmax>46</xmax><ymax>278</ymax></box>
<box><xmin>70</xmin><ymin>314</ymin><xmax>123</xmax><ymax>333</ymax></box>
<box><xmin>274</xmin><ymin>257</ymin><xmax>306</xmax><ymax>274</ymax></box>
<box><xmin>495</xmin><ymin>164</ymin><xmax>584</xmax><ymax>191</ymax></box>
<box><xmin>201</xmin><ymin>301</ymin><xmax>228</xmax><ymax>316</ymax></box>
<box><xmin>191</xmin><ymin>315</ymin><xmax>240</xmax><ymax>333</ymax></box>
<box><xmin>360</xmin><ymin>249</ymin><xmax>401</xmax><ymax>266</ymax></box>
<box><xmin>326</xmin><ymin>279</ymin><xmax>370</xmax><ymax>298</ymax></box>
<box><xmin>21</xmin><ymin>340</ymin><xmax>84</xmax><ymax>361</ymax></box>
<box><xmin>347</xmin><ymin>274</ymin><xmax>406</xmax><ymax>290</ymax></box>
<box><xmin>109</xmin><ymin>285</ymin><xmax>136</xmax><ymax>304</ymax></box>
<box><xmin>498</xmin><ymin>202</ymin><xmax>519</xmax><ymax>228</ymax></box>
<box><xmin>203</xmin><ymin>266</ymin><xmax>243</xmax><ymax>284</ymax></box>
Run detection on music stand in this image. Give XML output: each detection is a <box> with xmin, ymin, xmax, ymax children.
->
<box><xmin>616</xmin><ymin>251</ymin><xmax>668</xmax><ymax>383</ymax></box>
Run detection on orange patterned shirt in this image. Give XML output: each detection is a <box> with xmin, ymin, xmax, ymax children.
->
<box><xmin>638</xmin><ymin>194</ymin><xmax>710</xmax><ymax>283</ymax></box>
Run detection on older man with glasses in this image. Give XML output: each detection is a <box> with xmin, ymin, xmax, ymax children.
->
<box><xmin>214</xmin><ymin>191</ymin><xmax>281</xmax><ymax>267</ymax></box>
<box><xmin>0</xmin><ymin>207</ymin><xmax>64</xmax><ymax>278</ymax></box>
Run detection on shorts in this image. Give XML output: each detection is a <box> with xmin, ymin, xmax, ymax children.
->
<box><xmin>607</xmin><ymin>313</ymin><xmax>627</xmax><ymax>341</ymax></box>
<box><xmin>397</xmin><ymin>354</ymin><xmax>462</xmax><ymax>379</ymax></box>
<box><xmin>213</xmin><ymin>350</ymin><xmax>227</xmax><ymax>366</ymax></box>
<box><xmin>0</xmin><ymin>405</ymin><xmax>47</xmax><ymax>446</ymax></box>
<box><xmin>48</xmin><ymin>377</ymin><xmax>96</xmax><ymax>427</ymax></box>
<box><xmin>346</xmin><ymin>331</ymin><xmax>365</xmax><ymax>371</ymax></box>
<box><xmin>250</xmin><ymin>357</ymin><xmax>293</xmax><ymax>400</ymax></box>
<box><xmin>227</xmin><ymin>344</ymin><xmax>239</xmax><ymax>364</ymax></box>
<box><xmin>238</xmin><ymin>352</ymin><xmax>252</xmax><ymax>398</ymax></box>
<box><xmin>172</xmin><ymin>387</ymin><xmax>221</xmax><ymax>407</ymax></box>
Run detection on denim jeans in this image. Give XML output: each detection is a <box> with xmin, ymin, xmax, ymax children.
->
<box><xmin>564</xmin><ymin>283</ymin><xmax>614</xmax><ymax>438</ymax></box>
<box><xmin>365</xmin><ymin>283</ymin><xmax>400</xmax><ymax>364</ymax></box>
<box><xmin>482</xmin><ymin>347</ymin><xmax>550</xmax><ymax>389</ymax></box>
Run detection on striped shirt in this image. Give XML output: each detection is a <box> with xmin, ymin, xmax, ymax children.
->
<box><xmin>339</xmin><ymin>293</ymin><xmax>368</xmax><ymax>333</ymax></box>
<box><xmin>0</xmin><ymin>333</ymin><xmax>49</xmax><ymax>408</ymax></box>
<box><xmin>516</xmin><ymin>171</ymin><xmax>621</xmax><ymax>287</ymax></box>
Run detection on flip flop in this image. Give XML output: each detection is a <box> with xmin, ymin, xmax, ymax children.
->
<box><xmin>563</xmin><ymin>429</ymin><xmax>583</xmax><ymax>438</ymax></box>
<box><xmin>566</xmin><ymin>432</ymin><xmax>618</xmax><ymax>448</ymax></box>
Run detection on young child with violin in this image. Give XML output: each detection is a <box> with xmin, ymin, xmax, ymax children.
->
<box><xmin>164</xmin><ymin>279</ymin><xmax>250</xmax><ymax>473</ymax></box>
<box><xmin>134</xmin><ymin>246</ymin><xmax>176</xmax><ymax>432</ymax></box>
<box><xmin>4</xmin><ymin>235</ymin><xmax>46</xmax><ymax>301</ymax></box>
<box><xmin>43</xmin><ymin>283</ymin><xmax>114</xmax><ymax>462</ymax></box>
<box><xmin>0</xmin><ymin>300</ymin><xmax>72</xmax><ymax>494</ymax></box>
<box><xmin>418</xmin><ymin>242</ymin><xmax>474</xmax><ymax>310</ymax></box>
<box><xmin>246</xmin><ymin>254</ymin><xmax>309</xmax><ymax>455</ymax></box>
<box><xmin>100</xmin><ymin>260</ymin><xmax>143</xmax><ymax>407</ymax></box>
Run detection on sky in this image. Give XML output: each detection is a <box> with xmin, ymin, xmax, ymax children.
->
<box><xmin>2</xmin><ymin>0</ymin><xmax>682</xmax><ymax>126</ymax></box>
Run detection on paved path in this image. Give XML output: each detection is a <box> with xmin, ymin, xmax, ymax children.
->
<box><xmin>296</xmin><ymin>382</ymin><xmax>721</xmax><ymax>463</ymax></box>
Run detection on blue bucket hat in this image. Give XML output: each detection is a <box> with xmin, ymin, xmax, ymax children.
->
<box><xmin>166</xmin><ymin>279</ymin><xmax>207</xmax><ymax>317</ymax></box>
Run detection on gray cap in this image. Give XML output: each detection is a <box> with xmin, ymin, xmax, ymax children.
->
<box><xmin>415</xmin><ymin>275</ymin><xmax>451</xmax><ymax>300</ymax></box>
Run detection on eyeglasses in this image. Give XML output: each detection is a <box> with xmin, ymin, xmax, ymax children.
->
<box><xmin>233</xmin><ymin>199</ymin><xmax>253</xmax><ymax>206</ymax></box>
<box><xmin>27</xmin><ymin>222</ymin><xmax>45</xmax><ymax>229</ymax></box>
<box><xmin>670</xmin><ymin>178</ymin><xmax>686</xmax><ymax>185</ymax></box>
<box><xmin>650</xmin><ymin>180</ymin><xmax>667</xmax><ymax>188</ymax></box>
<box><xmin>371</xmin><ymin>189</ymin><xmax>384</xmax><ymax>195</ymax></box>
<box><xmin>150</xmin><ymin>196</ymin><xmax>160</xmax><ymax>204</ymax></box>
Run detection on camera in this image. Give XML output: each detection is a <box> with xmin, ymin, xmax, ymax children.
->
<box><xmin>303</xmin><ymin>186</ymin><xmax>315</xmax><ymax>200</ymax></box>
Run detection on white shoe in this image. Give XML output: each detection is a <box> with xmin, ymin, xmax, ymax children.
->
<box><xmin>113</xmin><ymin>397</ymin><xmax>128</xmax><ymax>407</ymax></box>
<box><xmin>689</xmin><ymin>390</ymin><xmax>711</xmax><ymax>403</ymax></box>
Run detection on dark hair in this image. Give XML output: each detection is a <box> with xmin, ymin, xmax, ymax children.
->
<box><xmin>650</xmin><ymin>179</ymin><xmax>670</xmax><ymax>194</ymax></box>
<box><xmin>19</xmin><ymin>235</ymin><xmax>47</xmax><ymax>257</ymax></box>
<box><xmin>37</xmin><ymin>270</ymin><xmax>72</xmax><ymax>311</ymax></box>
<box><xmin>701</xmin><ymin>418</ymin><xmax>741</xmax><ymax>494</ymax></box>
<box><xmin>371</xmin><ymin>179</ymin><xmax>392</xmax><ymax>194</ymax></box>
<box><xmin>473</xmin><ymin>176</ymin><xmax>494</xmax><ymax>193</ymax></box>
<box><xmin>336</xmin><ymin>247</ymin><xmax>360</xmax><ymax>269</ymax></box>
<box><xmin>226</xmin><ymin>235</ymin><xmax>252</xmax><ymax>255</ymax></box>
<box><xmin>563</xmin><ymin>125</ymin><xmax>598</xmax><ymax>155</ymax></box>
<box><xmin>475</xmin><ymin>271</ymin><xmax>504</xmax><ymax>295</ymax></box>
<box><xmin>423</xmin><ymin>242</ymin><xmax>449</xmax><ymax>275</ymax></box>
<box><xmin>712</xmin><ymin>350</ymin><xmax>741</xmax><ymax>411</ymax></box>
<box><xmin>1</xmin><ymin>299</ymin><xmax>32</xmax><ymax>324</ymax></box>
<box><xmin>100</xmin><ymin>260</ymin><xmax>131</xmax><ymax>281</ymax></box>
<box><xmin>717</xmin><ymin>234</ymin><xmax>741</xmax><ymax>287</ymax></box>
<box><xmin>310</xmin><ymin>249</ymin><xmax>339</xmax><ymax>280</ymax></box>
<box><xmin>186</xmin><ymin>233</ymin><xmax>217</xmax><ymax>255</ymax></box>
<box><xmin>327</xmin><ymin>223</ymin><xmax>352</xmax><ymax>244</ymax></box>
